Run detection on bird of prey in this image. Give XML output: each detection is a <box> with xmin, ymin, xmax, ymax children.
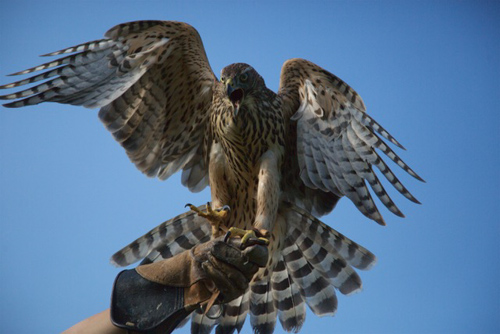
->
<box><xmin>0</xmin><ymin>21</ymin><xmax>423</xmax><ymax>333</ymax></box>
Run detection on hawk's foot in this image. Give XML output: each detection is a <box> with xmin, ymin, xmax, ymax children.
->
<box><xmin>185</xmin><ymin>203</ymin><xmax>230</xmax><ymax>237</ymax></box>
<box><xmin>225</xmin><ymin>227</ymin><xmax>270</xmax><ymax>248</ymax></box>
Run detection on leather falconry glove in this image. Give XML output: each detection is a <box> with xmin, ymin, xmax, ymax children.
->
<box><xmin>111</xmin><ymin>234</ymin><xmax>269</xmax><ymax>334</ymax></box>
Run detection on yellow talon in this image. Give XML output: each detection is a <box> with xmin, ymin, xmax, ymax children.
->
<box><xmin>186</xmin><ymin>203</ymin><xmax>230</xmax><ymax>237</ymax></box>
<box><xmin>227</xmin><ymin>227</ymin><xmax>270</xmax><ymax>247</ymax></box>
<box><xmin>185</xmin><ymin>204</ymin><xmax>269</xmax><ymax>245</ymax></box>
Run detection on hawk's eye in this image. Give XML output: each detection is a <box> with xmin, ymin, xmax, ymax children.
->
<box><xmin>220</xmin><ymin>76</ymin><xmax>225</xmax><ymax>83</ymax></box>
<box><xmin>239</xmin><ymin>73</ymin><xmax>248</xmax><ymax>82</ymax></box>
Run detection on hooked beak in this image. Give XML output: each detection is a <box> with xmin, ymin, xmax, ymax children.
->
<box><xmin>226</xmin><ymin>80</ymin><xmax>244</xmax><ymax>115</ymax></box>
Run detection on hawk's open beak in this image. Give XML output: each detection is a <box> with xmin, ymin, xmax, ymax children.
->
<box><xmin>226</xmin><ymin>81</ymin><xmax>244</xmax><ymax>116</ymax></box>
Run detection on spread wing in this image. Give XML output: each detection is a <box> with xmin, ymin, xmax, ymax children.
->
<box><xmin>279</xmin><ymin>58</ymin><xmax>424</xmax><ymax>225</ymax></box>
<box><xmin>0</xmin><ymin>21</ymin><xmax>217</xmax><ymax>191</ymax></box>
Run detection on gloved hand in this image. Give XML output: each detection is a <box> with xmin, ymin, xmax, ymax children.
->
<box><xmin>136</xmin><ymin>235</ymin><xmax>269</xmax><ymax>307</ymax></box>
<box><xmin>195</xmin><ymin>234</ymin><xmax>268</xmax><ymax>304</ymax></box>
<box><xmin>111</xmin><ymin>234</ymin><xmax>268</xmax><ymax>333</ymax></box>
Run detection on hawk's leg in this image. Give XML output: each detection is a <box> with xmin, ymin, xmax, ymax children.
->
<box><xmin>253</xmin><ymin>150</ymin><xmax>281</xmax><ymax>236</ymax></box>
<box><xmin>186</xmin><ymin>203</ymin><xmax>230</xmax><ymax>237</ymax></box>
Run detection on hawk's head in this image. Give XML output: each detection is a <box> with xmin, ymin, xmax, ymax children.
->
<box><xmin>220</xmin><ymin>63</ymin><xmax>265</xmax><ymax>115</ymax></box>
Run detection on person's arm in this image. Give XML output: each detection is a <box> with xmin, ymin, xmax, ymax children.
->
<box><xmin>63</xmin><ymin>235</ymin><xmax>268</xmax><ymax>334</ymax></box>
<box><xmin>63</xmin><ymin>309</ymin><xmax>123</xmax><ymax>334</ymax></box>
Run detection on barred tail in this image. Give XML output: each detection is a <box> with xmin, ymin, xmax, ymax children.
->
<box><xmin>110</xmin><ymin>202</ymin><xmax>376</xmax><ymax>333</ymax></box>
<box><xmin>110</xmin><ymin>204</ymin><xmax>211</xmax><ymax>267</ymax></box>
<box><xmin>244</xmin><ymin>203</ymin><xmax>376</xmax><ymax>332</ymax></box>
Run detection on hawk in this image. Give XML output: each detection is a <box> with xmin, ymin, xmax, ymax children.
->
<box><xmin>0</xmin><ymin>21</ymin><xmax>423</xmax><ymax>333</ymax></box>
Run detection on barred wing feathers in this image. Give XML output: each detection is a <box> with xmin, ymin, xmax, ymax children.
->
<box><xmin>0</xmin><ymin>21</ymin><xmax>216</xmax><ymax>191</ymax></box>
<box><xmin>279</xmin><ymin>58</ymin><xmax>424</xmax><ymax>225</ymax></box>
<box><xmin>111</xmin><ymin>202</ymin><xmax>376</xmax><ymax>333</ymax></box>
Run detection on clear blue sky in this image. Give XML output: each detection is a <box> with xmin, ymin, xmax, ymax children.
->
<box><xmin>0</xmin><ymin>1</ymin><xmax>498</xmax><ymax>333</ymax></box>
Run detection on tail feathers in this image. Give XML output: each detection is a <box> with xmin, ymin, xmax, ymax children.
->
<box><xmin>140</xmin><ymin>226</ymin><xmax>211</xmax><ymax>266</ymax></box>
<box><xmin>271</xmin><ymin>259</ymin><xmax>306</xmax><ymax>332</ymax></box>
<box><xmin>282</xmin><ymin>237</ymin><xmax>338</xmax><ymax>316</ymax></box>
<box><xmin>110</xmin><ymin>204</ymin><xmax>211</xmax><ymax>266</ymax></box>
<box><xmin>290</xmin><ymin>227</ymin><xmax>362</xmax><ymax>295</ymax></box>
<box><xmin>233</xmin><ymin>292</ymin><xmax>250</xmax><ymax>333</ymax></box>
<box><xmin>212</xmin><ymin>291</ymin><xmax>250</xmax><ymax>334</ymax></box>
<box><xmin>109</xmin><ymin>201</ymin><xmax>376</xmax><ymax>333</ymax></box>
<box><xmin>283</xmin><ymin>202</ymin><xmax>377</xmax><ymax>270</ymax></box>
<box><xmin>249</xmin><ymin>276</ymin><xmax>277</xmax><ymax>334</ymax></box>
<box><xmin>191</xmin><ymin>307</ymin><xmax>220</xmax><ymax>334</ymax></box>
<box><xmin>191</xmin><ymin>290</ymin><xmax>252</xmax><ymax>334</ymax></box>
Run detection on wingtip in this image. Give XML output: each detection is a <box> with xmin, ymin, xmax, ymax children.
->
<box><xmin>392</xmin><ymin>139</ymin><xmax>406</xmax><ymax>151</ymax></box>
<box><xmin>109</xmin><ymin>254</ymin><xmax>124</xmax><ymax>268</ymax></box>
<box><xmin>2</xmin><ymin>101</ymin><xmax>21</xmax><ymax>108</ymax></box>
<box><xmin>0</xmin><ymin>83</ymin><xmax>14</xmax><ymax>90</ymax></box>
<box><xmin>109</xmin><ymin>255</ymin><xmax>121</xmax><ymax>268</ymax></box>
<box><xmin>364</xmin><ymin>257</ymin><xmax>378</xmax><ymax>271</ymax></box>
<box><xmin>375</xmin><ymin>216</ymin><xmax>387</xmax><ymax>226</ymax></box>
<box><xmin>6</xmin><ymin>69</ymin><xmax>28</xmax><ymax>76</ymax></box>
<box><xmin>109</xmin><ymin>258</ymin><xmax>121</xmax><ymax>268</ymax></box>
<box><xmin>410</xmin><ymin>170</ymin><xmax>425</xmax><ymax>183</ymax></box>
<box><xmin>407</xmin><ymin>191</ymin><xmax>422</xmax><ymax>205</ymax></box>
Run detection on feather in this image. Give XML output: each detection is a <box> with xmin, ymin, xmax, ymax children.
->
<box><xmin>109</xmin><ymin>200</ymin><xmax>375</xmax><ymax>334</ymax></box>
<box><xmin>1</xmin><ymin>21</ymin><xmax>215</xmax><ymax>192</ymax></box>
<box><xmin>279</xmin><ymin>59</ymin><xmax>423</xmax><ymax>224</ymax></box>
<box><xmin>110</xmin><ymin>205</ymin><xmax>210</xmax><ymax>266</ymax></box>
<box><xmin>271</xmin><ymin>258</ymin><xmax>306</xmax><ymax>332</ymax></box>
<box><xmin>284</xmin><ymin>202</ymin><xmax>377</xmax><ymax>271</ymax></box>
<box><xmin>249</xmin><ymin>276</ymin><xmax>277</xmax><ymax>334</ymax></box>
<box><xmin>191</xmin><ymin>308</ymin><xmax>219</xmax><ymax>334</ymax></box>
<box><xmin>283</xmin><ymin>239</ymin><xmax>338</xmax><ymax>316</ymax></box>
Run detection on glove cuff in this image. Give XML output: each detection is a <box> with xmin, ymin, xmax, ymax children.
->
<box><xmin>110</xmin><ymin>269</ymin><xmax>193</xmax><ymax>334</ymax></box>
